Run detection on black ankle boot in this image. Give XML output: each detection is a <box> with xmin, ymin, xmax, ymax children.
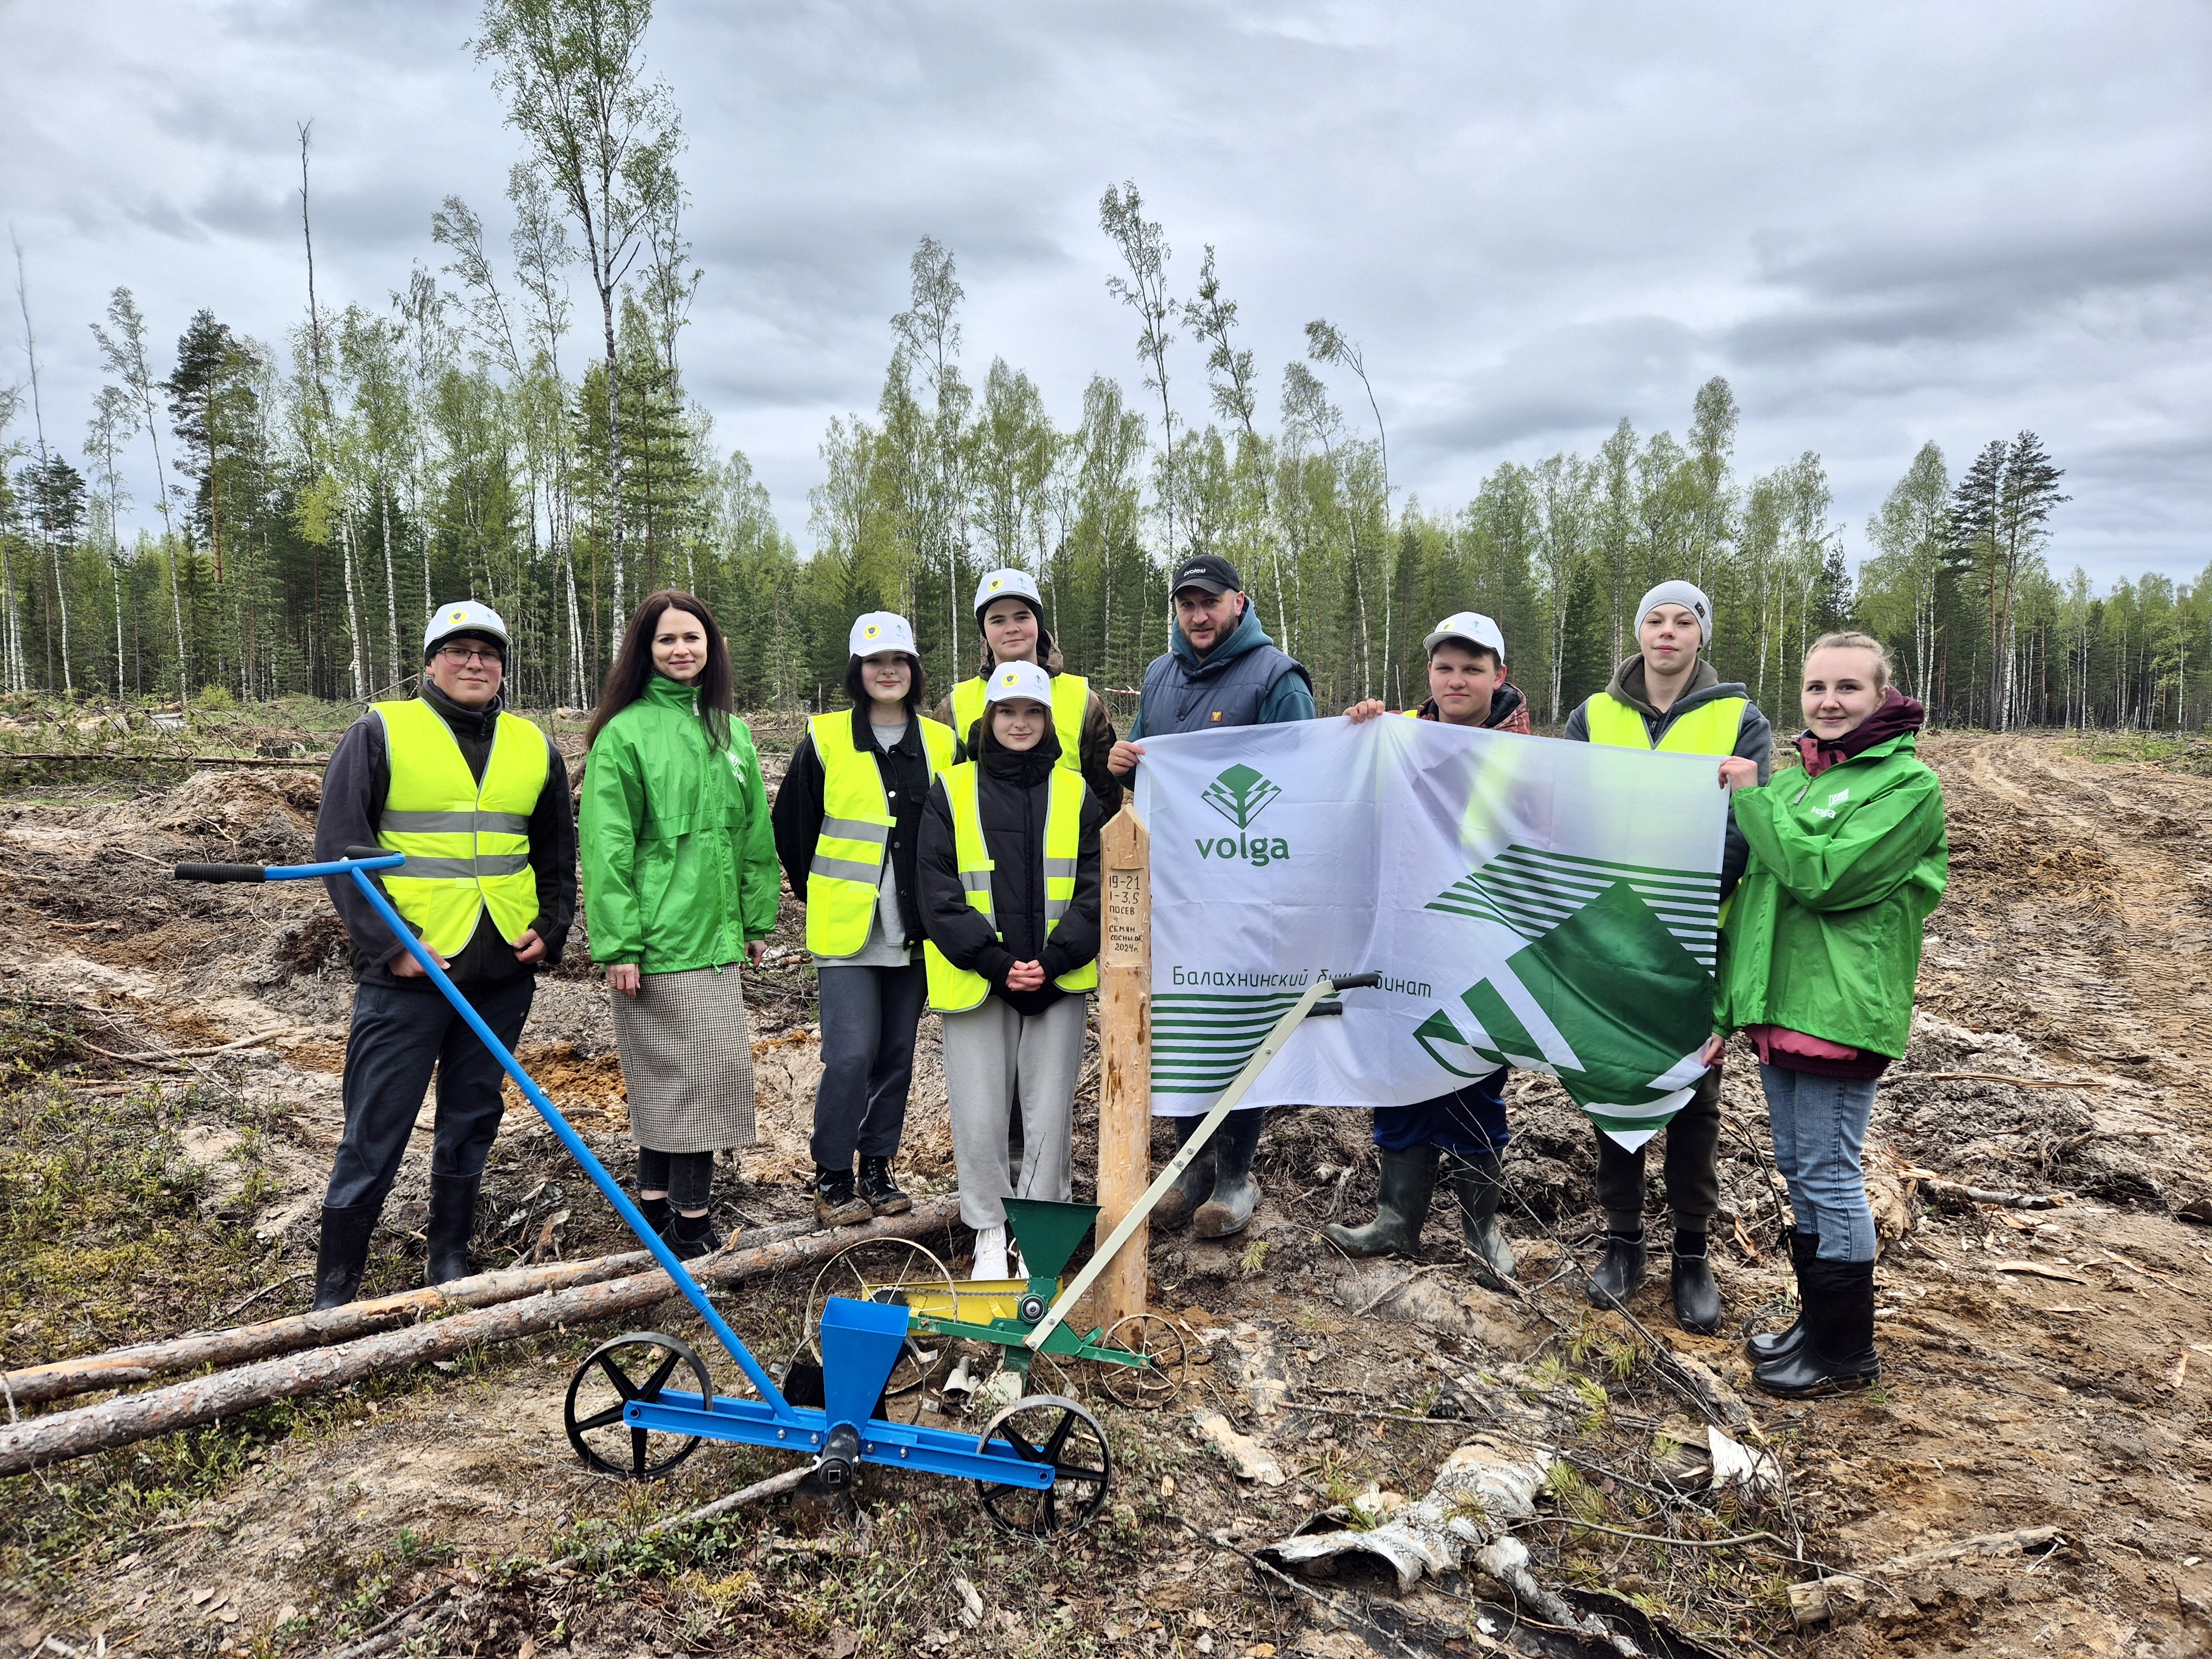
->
<box><xmin>813</xmin><ymin>1166</ymin><xmax>874</xmax><ymax>1229</ymax></box>
<box><xmin>663</xmin><ymin>1209</ymin><xmax>723</xmax><ymax>1262</ymax></box>
<box><xmin>424</xmin><ymin>1173</ymin><xmax>481</xmax><ymax>1287</ymax></box>
<box><xmin>857</xmin><ymin>1156</ymin><xmax>912</xmax><ymax>1217</ymax></box>
<box><xmin>1754</xmin><ymin>1256</ymin><xmax>1880</xmax><ymax>1397</ymax></box>
<box><xmin>1154</xmin><ymin>1113</ymin><xmax>1218</xmax><ymax>1230</ymax></box>
<box><xmin>1447</xmin><ymin>1148</ymin><xmax>1519</xmax><ymax>1291</ymax></box>
<box><xmin>1323</xmin><ymin>1146</ymin><xmax>1438</xmax><ymax>1258</ymax></box>
<box><xmin>1747</xmin><ymin>1231</ymin><xmax>1819</xmax><ymax>1363</ymax></box>
<box><xmin>1587</xmin><ymin>1230</ymin><xmax>1647</xmax><ymax>1308</ymax></box>
<box><xmin>637</xmin><ymin>1194</ymin><xmax>672</xmax><ymax>1239</ymax></box>
<box><xmin>312</xmin><ymin>1202</ymin><xmax>379</xmax><ymax>1310</ymax></box>
<box><xmin>1670</xmin><ymin>1230</ymin><xmax>1720</xmax><ymax>1334</ymax></box>
<box><xmin>1193</xmin><ymin>1109</ymin><xmax>1265</xmax><ymax>1239</ymax></box>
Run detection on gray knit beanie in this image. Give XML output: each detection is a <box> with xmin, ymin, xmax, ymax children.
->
<box><xmin>1635</xmin><ymin>581</ymin><xmax>1713</xmax><ymax>648</ymax></box>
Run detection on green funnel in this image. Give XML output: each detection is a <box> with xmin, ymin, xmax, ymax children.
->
<box><xmin>999</xmin><ymin>1197</ymin><xmax>1099</xmax><ymax>1281</ymax></box>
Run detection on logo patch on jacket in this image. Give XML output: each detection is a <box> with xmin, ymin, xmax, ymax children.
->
<box><xmin>1210</xmin><ymin>710</ymin><xmax>1223</xmax><ymax>722</ymax></box>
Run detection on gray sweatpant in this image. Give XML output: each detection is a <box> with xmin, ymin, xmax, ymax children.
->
<box><xmin>942</xmin><ymin>994</ymin><xmax>1086</xmax><ymax>1230</ymax></box>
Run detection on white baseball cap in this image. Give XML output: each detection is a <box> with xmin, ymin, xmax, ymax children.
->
<box><xmin>424</xmin><ymin>599</ymin><xmax>510</xmax><ymax>658</ymax></box>
<box><xmin>984</xmin><ymin>659</ymin><xmax>1055</xmax><ymax>707</ymax></box>
<box><xmin>973</xmin><ymin>567</ymin><xmax>1042</xmax><ymax>619</ymax></box>
<box><xmin>1422</xmin><ymin>611</ymin><xmax>1507</xmax><ymax>659</ymax></box>
<box><xmin>848</xmin><ymin>612</ymin><xmax>918</xmax><ymax>657</ymax></box>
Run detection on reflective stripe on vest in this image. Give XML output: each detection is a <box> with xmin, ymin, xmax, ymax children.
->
<box><xmin>1583</xmin><ymin>692</ymin><xmax>1747</xmax><ymax>757</ymax></box>
<box><xmin>805</xmin><ymin>711</ymin><xmax>956</xmax><ymax>958</ymax></box>
<box><xmin>372</xmin><ymin>699</ymin><xmax>548</xmax><ymax>958</ymax></box>
<box><xmin>950</xmin><ymin>670</ymin><xmax>1089</xmax><ymax>776</ymax></box>
<box><xmin>925</xmin><ymin>762</ymin><xmax>1097</xmax><ymax>1012</ymax></box>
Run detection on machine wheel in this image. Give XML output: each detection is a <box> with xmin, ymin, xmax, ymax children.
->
<box><xmin>1096</xmin><ymin>1313</ymin><xmax>1190</xmax><ymax>1410</ymax></box>
<box><xmin>802</xmin><ymin>1238</ymin><xmax>954</xmax><ymax>1417</ymax></box>
<box><xmin>564</xmin><ymin>1331</ymin><xmax>711</xmax><ymax>1478</ymax></box>
<box><xmin>974</xmin><ymin>1395</ymin><xmax>1112</xmax><ymax>1537</ymax></box>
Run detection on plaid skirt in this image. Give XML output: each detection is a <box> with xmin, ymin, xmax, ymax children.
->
<box><xmin>608</xmin><ymin>963</ymin><xmax>757</xmax><ymax>1153</ymax></box>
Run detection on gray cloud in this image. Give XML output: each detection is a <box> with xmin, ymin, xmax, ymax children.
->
<box><xmin>3</xmin><ymin>0</ymin><xmax>2206</xmax><ymax>584</ymax></box>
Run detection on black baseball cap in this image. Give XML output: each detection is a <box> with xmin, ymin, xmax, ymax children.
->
<box><xmin>1170</xmin><ymin>554</ymin><xmax>1242</xmax><ymax>597</ymax></box>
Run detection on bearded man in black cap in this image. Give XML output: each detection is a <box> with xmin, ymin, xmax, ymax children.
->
<box><xmin>1107</xmin><ymin>554</ymin><xmax>1314</xmax><ymax>1238</ymax></box>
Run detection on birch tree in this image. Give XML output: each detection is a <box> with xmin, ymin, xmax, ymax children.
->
<box><xmin>90</xmin><ymin>288</ymin><xmax>187</xmax><ymax>703</ymax></box>
<box><xmin>1100</xmin><ymin>182</ymin><xmax>1177</xmax><ymax>569</ymax></box>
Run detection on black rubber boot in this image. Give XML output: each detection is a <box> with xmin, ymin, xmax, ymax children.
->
<box><xmin>424</xmin><ymin>1173</ymin><xmax>481</xmax><ymax>1287</ymax></box>
<box><xmin>1586</xmin><ymin>1229</ymin><xmax>1647</xmax><ymax>1309</ymax></box>
<box><xmin>1152</xmin><ymin>1113</ymin><xmax>1218</xmax><ymax>1231</ymax></box>
<box><xmin>1753</xmin><ymin>1256</ymin><xmax>1880</xmax><ymax>1398</ymax></box>
<box><xmin>1324</xmin><ymin>1146</ymin><xmax>1438</xmax><ymax>1258</ymax></box>
<box><xmin>813</xmin><ymin>1166</ymin><xmax>874</xmax><ymax>1229</ymax></box>
<box><xmin>857</xmin><ymin>1156</ymin><xmax>912</xmax><ymax>1217</ymax></box>
<box><xmin>1448</xmin><ymin>1148</ymin><xmax>1519</xmax><ymax>1291</ymax></box>
<box><xmin>312</xmin><ymin>1202</ymin><xmax>378</xmax><ymax>1311</ymax></box>
<box><xmin>1193</xmin><ymin>1109</ymin><xmax>1265</xmax><ymax>1239</ymax></box>
<box><xmin>1747</xmin><ymin>1231</ymin><xmax>1819</xmax><ymax>1363</ymax></box>
<box><xmin>637</xmin><ymin>1194</ymin><xmax>672</xmax><ymax>1239</ymax></box>
<box><xmin>663</xmin><ymin>1209</ymin><xmax>723</xmax><ymax>1261</ymax></box>
<box><xmin>1670</xmin><ymin>1229</ymin><xmax>1720</xmax><ymax>1335</ymax></box>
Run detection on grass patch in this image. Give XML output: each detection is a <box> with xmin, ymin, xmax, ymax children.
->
<box><xmin>2065</xmin><ymin>732</ymin><xmax>2212</xmax><ymax>776</ymax></box>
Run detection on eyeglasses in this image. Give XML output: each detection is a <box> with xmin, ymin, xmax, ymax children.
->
<box><xmin>435</xmin><ymin>645</ymin><xmax>503</xmax><ymax>667</ymax></box>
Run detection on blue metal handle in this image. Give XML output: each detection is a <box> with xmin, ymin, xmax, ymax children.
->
<box><xmin>257</xmin><ymin>852</ymin><xmax>790</xmax><ymax>1412</ymax></box>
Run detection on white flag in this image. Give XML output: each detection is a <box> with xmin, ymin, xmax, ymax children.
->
<box><xmin>1133</xmin><ymin>716</ymin><xmax>1730</xmax><ymax>1150</ymax></box>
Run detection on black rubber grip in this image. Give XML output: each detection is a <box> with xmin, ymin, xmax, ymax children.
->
<box><xmin>174</xmin><ymin>862</ymin><xmax>269</xmax><ymax>883</ymax></box>
<box><xmin>1306</xmin><ymin>1001</ymin><xmax>1346</xmax><ymax>1017</ymax></box>
<box><xmin>1329</xmin><ymin>972</ymin><xmax>1383</xmax><ymax>990</ymax></box>
<box><xmin>344</xmin><ymin>844</ymin><xmax>388</xmax><ymax>863</ymax></box>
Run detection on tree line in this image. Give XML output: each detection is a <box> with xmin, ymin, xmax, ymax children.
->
<box><xmin>1</xmin><ymin>0</ymin><xmax>2200</xmax><ymax>734</ymax></box>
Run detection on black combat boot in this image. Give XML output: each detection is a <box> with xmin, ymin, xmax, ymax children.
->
<box><xmin>1752</xmin><ymin>1256</ymin><xmax>1881</xmax><ymax>1398</ymax></box>
<box><xmin>312</xmin><ymin>1202</ymin><xmax>378</xmax><ymax>1311</ymax></box>
<box><xmin>1586</xmin><ymin>1229</ymin><xmax>1647</xmax><ymax>1309</ymax></box>
<box><xmin>1152</xmin><ymin>1113</ymin><xmax>1218</xmax><ymax>1230</ymax></box>
<box><xmin>424</xmin><ymin>1173</ymin><xmax>481</xmax><ymax>1287</ymax></box>
<box><xmin>857</xmin><ymin>1155</ymin><xmax>912</xmax><ymax>1217</ymax></box>
<box><xmin>1193</xmin><ymin>1109</ymin><xmax>1265</xmax><ymax>1239</ymax></box>
<box><xmin>1448</xmin><ymin>1148</ymin><xmax>1519</xmax><ymax>1292</ymax></box>
<box><xmin>813</xmin><ymin>1166</ymin><xmax>874</xmax><ymax>1229</ymax></box>
<box><xmin>1746</xmin><ymin>1231</ymin><xmax>1819</xmax><ymax>1363</ymax></box>
<box><xmin>1323</xmin><ymin>1146</ymin><xmax>1438</xmax><ymax>1258</ymax></box>
<box><xmin>1670</xmin><ymin>1228</ymin><xmax>1720</xmax><ymax>1335</ymax></box>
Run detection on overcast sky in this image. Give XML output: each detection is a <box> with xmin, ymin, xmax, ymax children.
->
<box><xmin>4</xmin><ymin>1</ymin><xmax>2207</xmax><ymax>588</ymax></box>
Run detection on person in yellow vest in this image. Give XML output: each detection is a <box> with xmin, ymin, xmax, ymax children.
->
<box><xmin>310</xmin><ymin>601</ymin><xmax>576</xmax><ymax>1309</ymax></box>
<box><xmin>917</xmin><ymin>660</ymin><xmax>1104</xmax><ymax>1281</ymax></box>
<box><xmin>771</xmin><ymin>613</ymin><xmax>957</xmax><ymax>1228</ymax></box>
<box><xmin>1563</xmin><ymin>580</ymin><xmax>1771</xmax><ymax>1334</ymax></box>
<box><xmin>929</xmin><ymin>567</ymin><xmax>1124</xmax><ymax>816</ymax></box>
<box><xmin>580</xmin><ymin>592</ymin><xmax>779</xmax><ymax>1261</ymax></box>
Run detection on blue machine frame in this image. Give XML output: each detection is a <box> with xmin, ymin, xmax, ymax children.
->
<box><xmin>199</xmin><ymin>852</ymin><xmax>1054</xmax><ymax>1496</ymax></box>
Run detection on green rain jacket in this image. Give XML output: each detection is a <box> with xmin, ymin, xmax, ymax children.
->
<box><xmin>579</xmin><ymin>676</ymin><xmax>780</xmax><ymax>973</ymax></box>
<box><xmin>1715</xmin><ymin>732</ymin><xmax>1948</xmax><ymax>1058</ymax></box>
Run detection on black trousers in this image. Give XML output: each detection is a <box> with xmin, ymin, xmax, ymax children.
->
<box><xmin>326</xmin><ymin>974</ymin><xmax>535</xmax><ymax>1211</ymax></box>
<box><xmin>1593</xmin><ymin>1064</ymin><xmax>1721</xmax><ymax>1233</ymax></box>
<box><xmin>810</xmin><ymin>961</ymin><xmax>927</xmax><ymax>1168</ymax></box>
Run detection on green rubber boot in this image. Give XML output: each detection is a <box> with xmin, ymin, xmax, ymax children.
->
<box><xmin>1447</xmin><ymin>1148</ymin><xmax>1519</xmax><ymax>1291</ymax></box>
<box><xmin>1323</xmin><ymin>1146</ymin><xmax>1439</xmax><ymax>1258</ymax></box>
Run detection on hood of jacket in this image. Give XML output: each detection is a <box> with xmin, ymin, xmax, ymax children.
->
<box><xmin>1170</xmin><ymin>599</ymin><xmax>1276</xmax><ymax>679</ymax></box>
<box><xmin>1603</xmin><ymin>654</ymin><xmax>1747</xmax><ymax>720</ymax></box>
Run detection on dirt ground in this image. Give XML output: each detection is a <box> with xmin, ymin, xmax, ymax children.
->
<box><xmin>1</xmin><ymin>720</ymin><xmax>2209</xmax><ymax>1658</ymax></box>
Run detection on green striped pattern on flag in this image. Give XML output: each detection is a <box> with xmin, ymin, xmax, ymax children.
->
<box><xmin>1425</xmin><ymin>846</ymin><xmax>1721</xmax><ymax>970</ymax></box>
<box><xmin>1151</xmin><ymin>989</ymin><xmax>1311</xmax><ymax>1095</ymax></box>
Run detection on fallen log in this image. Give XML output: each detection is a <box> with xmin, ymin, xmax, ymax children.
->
<box><xmin>1790</xmin><ymin>1525</ymin><xmax>2064</xmax><ymax>1626</ymax></box>
<box><xmin>1896</xmin><ymin>1168</ymin><xmax>2071</xmax><ymax>1211</ymax></box>
<box><xmin>0</xmin><ymin>1200</ymin><xmax>959</xmax><ymax>1477</ymax></box>
<box><xmin>2</xmin><ymin>1216</ymin><xmax>822</xmax><ymax>1409</ymax></box>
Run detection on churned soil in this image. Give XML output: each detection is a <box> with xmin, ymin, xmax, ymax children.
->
<box><xmin>0</xmin><ymin>726</ymin><xmax>2208</xmax><ymax>1657</ymax></box>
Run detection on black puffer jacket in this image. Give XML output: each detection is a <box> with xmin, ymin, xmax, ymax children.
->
<box><xmin>917</xmin><ymin>730</ymin><xmax>1103</xmax><ymax>1016</ymax></box>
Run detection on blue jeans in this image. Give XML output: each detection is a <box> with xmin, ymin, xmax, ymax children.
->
<box><xmin>1373</xmin><ymin>1067</ymin><xmax>1509</xmax><ymax>1160</ymax></box>
<box><xmin>1759</xmin><ymin>1064</ymin><xmax>1878</xmax><ymax>1263</ymax></box>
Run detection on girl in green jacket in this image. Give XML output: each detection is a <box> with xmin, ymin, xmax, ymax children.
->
<box><xmin>1712</xmin><ymin>632</ymin><xmax>1947</xmax><ymax>1398</ymax></box>
<box><xmin>580</xmin><ymin>591</ymin><xmax>781</xmax><ymax>1260</ymax></box>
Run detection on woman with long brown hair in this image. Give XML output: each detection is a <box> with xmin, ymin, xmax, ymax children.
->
<box><xmin>579</xmin><ymin>591</ymin><xmax>779</xmax><ymax>1258</ymax></box>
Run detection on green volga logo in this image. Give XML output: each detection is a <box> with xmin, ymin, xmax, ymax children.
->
<box><xmin>1202</xmin><ymin>764</ymin><xmax>1281</xmax><ymax>829</ymax></box>
<box><xmin>1194</xmin><ymin>764</ymin><xmax>1290</xmax><ymax>868</ymax></box>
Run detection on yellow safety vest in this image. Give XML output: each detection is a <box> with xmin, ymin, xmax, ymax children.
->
<box><xmin>805</xmin><ymin>711</ymin><xmax>957</xmax><ymax>958</ymax></box>
<box><xmin>950</xmin><ymin>669</ymin><xmax>1089</xmax><ymax>776</ymax></box>
<box><xmin>373</xmin><ymin>698</ymin><xmax>548</xmax><ymax>958</ymax></box>
<box><xmin>1583</xmin><ymin>692</ymin><xmax>1747</xmax><ymax>757</ymax></box>
<box><xmin>924</xmin><ymin>761</ymin><xmax>1098</xmax><ymax>1012</ymax></box>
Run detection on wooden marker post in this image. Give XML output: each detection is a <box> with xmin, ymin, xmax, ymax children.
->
<box><xmin>1092</xmin><ymin>808</ymin><xmax>1151</xmax><ymax>1330</ymax></box>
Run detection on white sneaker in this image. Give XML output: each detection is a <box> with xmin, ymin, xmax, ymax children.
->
<box><xmin>972</xmin><ymin>1224</ymin><xmax>1009</xmax><ymax>1282</ymax></box>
